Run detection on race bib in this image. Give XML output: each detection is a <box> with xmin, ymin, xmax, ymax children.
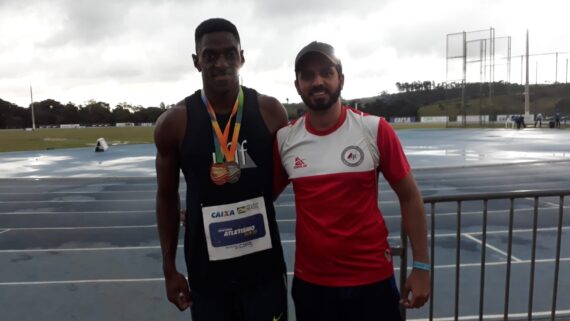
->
<box><xmin>202</xmin><ymin>196</ymin><xmax>272</xmax><ymax>261</ymax></box>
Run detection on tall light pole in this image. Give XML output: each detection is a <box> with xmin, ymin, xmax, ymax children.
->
<box><xmin>524</xmin><ymin>30</ymin><xmax>530</xmax><ymax>117</ymax></box>
<box><xmin>555</xmin><ymin>52</ymin><xmax>558</xmax><ymax>83</ymax></box>
<box><xmin>30</xmin><ymin>86</ymin><xmax>36</xmax><ymax>131</ymax></box>
<box><xmin>534</xmin><ymin>61</ymin><xmax>538</xmax><ymax>85</ymax></box>
<box><xmin>521</xmin><ymin>55</ymin><xmax>524</xmax><ymax>85</ymax></box>
<box><xmin>461</xmin><ymin>31</ymin><xmax>467</xmax><ymax>128</ymax></box>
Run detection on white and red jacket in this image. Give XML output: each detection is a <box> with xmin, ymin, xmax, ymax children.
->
<box><xmin>273</xmin><ymin>106</ymin><xmax>410</xmax><ymax>287</ymax></box>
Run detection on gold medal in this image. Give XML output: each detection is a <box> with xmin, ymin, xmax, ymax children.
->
<box><xmin>210</xmin><ymin>163</ymin><xmax>229</xmax><ymax>185</ymax></box>
<box><xmin>226</xmin><ymin>161</ymin><xmax>241</xmax><ymax>184</ymax></box>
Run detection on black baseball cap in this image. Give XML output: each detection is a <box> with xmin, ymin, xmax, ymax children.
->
<box><xmin>294</xmin><ymin>41</ymin><xmax>342</xmax><ymax>72</ymax></box>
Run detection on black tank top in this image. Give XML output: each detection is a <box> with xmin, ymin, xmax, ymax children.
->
<box><xmin>179</xmin><ymin>86</ymin><xmax>286</xmax><ymax>290</ymax></box>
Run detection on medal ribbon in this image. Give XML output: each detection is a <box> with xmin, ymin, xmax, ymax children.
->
<box><xmin>201</xmin><ymin>87</ymin><xmax>244</xmax><ymax>163</ymax></box>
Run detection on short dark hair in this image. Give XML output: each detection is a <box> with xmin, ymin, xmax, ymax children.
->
<box><xmin>195</xmin><ymin>18</ymin><xmax>241</xmax><ymax>47</ymax></box>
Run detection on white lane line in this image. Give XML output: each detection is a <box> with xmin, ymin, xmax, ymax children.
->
<box><xmin>276</xmin><ymin>200</ymin><xmax>407</xmax><ymax>208</ymax></box>
<box><xmin>0</xmin><ymin>210</ymin><xmax>155</xmax><ymax>215</ymax></box>
<box><xmin>408</xmin><ymin>309</ymin><xmax>570</xmax><ymax>321</ymax></box>
<box><xmin>0</xmin><ymin>182</ymin><xmax>157</xmax><ymax>188</ymax></box>
<box><xmin>542</xmin><ymin>201</ymin><xmax>564</xmax><ymax>207</ymax></box>
<box><xmin>426</xmin><ymin>226</ymin><xmax>570</xmax><ymax>238</ymax></box>
<box><xmin>468</xmin><ymin>226</ymin><xmax>570</xmax><ymax>236</ymax></box>
<box><xmin>2</xmin><ymin>259</ymin><xmax>569</xmax><ymax>287</ymax></box>
<box><xmin>0</xmin><ymin>224</ymin><xmax>566</xmax><ymax>238</ymax></box>
<box><xmin>396</xmin><ymin>257</ymin><xmax>570</xmax><ymax>271</ymax></box>
<box><xmin>0</xmin><ymin>226</ymin><xmax>565</xmax><ymax>253</ymax></box>
<box><xmin>1</xmin><ymin>275</ymin><xmax>298</xmax><ymax>286</ymax></box>
<box><xmin>0</xmin><ymin>190</ymin><xmax>161</xmax><ymax>195</ymax></box>
<box><xmin>2</xmin><ymin>205</ymin><xmax>567</xmax><ymax>218</ymax></box>
<box><xmin>4</xmin><ymin>225</ymin><xmax>157</xmax><ymax>231</ymax></box>
<box><xmin>0</xmin><ymin>241</ymin><xmax>298</xmax><ymax>253</ymax></box>
<box><xmin>0</xmin><ymin>199</ymin><xmax>154</xmax><ymax>204</ymax></box>
<box><xmin>274</xmin><ymin>203</ymin><xmax>295</xmax><ymax>208</ymax></box>
<box><xmin>525</xmin><ymin>196</ymin><xmax>565</xmax><ymax>208</ymax></box>
<box><xmin>0</xmin><ymin>245</ymin><xmax>163</xmax><ymax>253</ymax></box>
<box><xmin>462</xmin><ymin>233</ymin><xmax>522</xmax><ymax>262</ymax></box>
<box><xmin>275</xmin><ymin>204</ymin><xmax>570</xmax><ymax>216</ymax></box>
<box><xmin>0</xmin><ymin>229</ymin><xmax>11</xmax><ymax>235</ymax></box>
<box><xmin>387</xmin><ymin>205</ymin><xmax>570</xmax><ymax>219</ymax></box>
<box><xmin>0</xmin><ymin>278</ymin><xmax>164</xmax><ymax>286</ymax></box>
<box><xmin>0</xmin><ymin>219</ymin><xmax>295</xmax><ymax>230</ymax></box>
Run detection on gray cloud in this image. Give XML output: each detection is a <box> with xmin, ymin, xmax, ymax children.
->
<box><xmin>253</xmin><ymin>0</ymin><xmax>390</xmax><ymax>20</ymax></box>
<box><xmin>2</xmin><ymin>0</ymin><xmax>569</xmax><ymax>108</ymax></box>
<box><xmin>40</xmin><ymin>0</ymin><xmax>132</xmax><ymax>47</ymax></box>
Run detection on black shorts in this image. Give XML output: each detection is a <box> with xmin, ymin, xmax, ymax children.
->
<box><xmin>190</xmin><ymin>274</ymin><xmax>288</xmax><ymax>321</ymax></box>
<box><xmin>292</xmin><ymin>276</ymin><xmax>402</xmax><ymax>321</ymax></box>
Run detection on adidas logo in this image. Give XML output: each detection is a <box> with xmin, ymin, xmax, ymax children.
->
<box><xmin>293</xmin><ymin>157</ymin><xmax>307</xmax><ymax>169</ymax></box>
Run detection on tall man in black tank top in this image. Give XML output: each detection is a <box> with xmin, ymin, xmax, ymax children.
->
<box><xmin>154</xmin><ymin>18</ymin><xmax>288</xmax><ymax>321</ymax></box>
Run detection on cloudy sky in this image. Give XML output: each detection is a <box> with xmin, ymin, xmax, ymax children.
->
<box><xmin>1</xmin><ymin>0</ymin><xmax>569</xmax><ymax>108</ymax></box>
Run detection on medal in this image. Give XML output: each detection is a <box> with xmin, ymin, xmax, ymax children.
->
<box><xmin>202</xmin><ymin>87</ymin><xmax>244</xmax><ymax>185</ymax></box>
<box><xmin>210</xmin><ymin>163</ymin><xmax>229</xmax><ymax>185</ymax></box>
<box><xmin>226</xmin><ymin>161</ymin><xmax>241</xmax><ymax>184</ymax></box>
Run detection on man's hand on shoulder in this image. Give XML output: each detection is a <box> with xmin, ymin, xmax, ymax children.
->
<box><xmin>258</xmin><ymin>94</ymin><xmax>288</xmax><ymax>135</ymax></box>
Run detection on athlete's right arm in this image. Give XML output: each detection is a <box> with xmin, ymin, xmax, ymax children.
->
<box><xmin>154</xmin><ymin>102</ymin><xmax>191</xmax><ymax>311</ymax></box>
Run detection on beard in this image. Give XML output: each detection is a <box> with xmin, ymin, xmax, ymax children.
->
<box><xmin>301</xmin><ymin>85</ymin><xmax>342</xmax><ymax>111</ymax></box>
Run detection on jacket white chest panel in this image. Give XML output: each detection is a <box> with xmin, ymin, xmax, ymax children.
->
<box><xmin>277</xmin><ymin>112</ymin><xmax>380</xmax><ymax>179</ymax></box>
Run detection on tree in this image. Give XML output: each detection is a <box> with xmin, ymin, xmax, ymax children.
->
<box><xmin>0</xmin><ymin>98</ymin><xmax>28</xmax><ymax>129</ymax></box>
<box><xmin>395</xmin><ymin>82</ymin><xmax>403</xmax><ymax>92</ymax></box>
<box><xmin>34</xmin><ymin>99</ymin><xmax>65</xmax><ymax>127</ymax></box>
<box><xmin>61</xmin><ymin>102</ymin><xmax>80</xmax><ymax>124</ymax></box>
<box><xmin>112</xmin><ymin>106</ymin><xmax>132</xmax><ymax>123</ymax></box>
<box><xmin>133</xmin><ymin>107</ymin><xmax>165</xmax><ymax>123</ymax></box>
<box><xmin>79</xmin><ymin>100</ymin><xmax>112</xmax><ymax>125</ymax></box>
<box><xmin>116</xmin><ymin>102</ymin><xmax>136</xmax><ymax>113</ymax></box>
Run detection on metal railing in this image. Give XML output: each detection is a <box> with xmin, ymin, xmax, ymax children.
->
<box><xmin>396</xmin><ymin>189</ymin><xmax>569</xmax><ymax>321</ymax></box>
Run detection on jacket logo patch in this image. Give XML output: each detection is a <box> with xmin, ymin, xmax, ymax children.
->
<box><xmin>293</xmin><ymin>157</ymin><xmax>307</xmax><ymax>169</ymax></box>
<box><xmin>384</xmin><ymin>248</ymin><xmax>392</xmax><ymax>263</ymax></box>
<box><xmin>341</xmin><ymin>146</ymin><xmax>364</xmax><ymax>167</ymax></box>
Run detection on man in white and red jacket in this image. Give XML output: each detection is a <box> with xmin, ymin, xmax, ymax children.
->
<box><xmin>273</xmin><ymin>41</ymin><xmax>430</xmax><ymax>321</ymax></box>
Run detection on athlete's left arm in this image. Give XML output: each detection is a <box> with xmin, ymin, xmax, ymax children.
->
<box><xmin>390</xmin><ymin>172</ymin><xmax>431</xmax><ymax>309</ymax></box>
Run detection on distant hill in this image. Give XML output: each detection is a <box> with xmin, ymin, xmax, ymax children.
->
<box><xmin>284</xmin><ymin>83</ymin><xmax>570</xmax><ymax>120</ymax></box>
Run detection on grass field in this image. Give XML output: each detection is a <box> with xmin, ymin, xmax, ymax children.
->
<box><xmin>0</xmin><ymin>123</ymin><xmax>565</xmax><ymax>152</ymax></box>
<box><xmin>0</xmin><ymin>127</ymin><xmax>155</xmax><ymax>152</ymax></box>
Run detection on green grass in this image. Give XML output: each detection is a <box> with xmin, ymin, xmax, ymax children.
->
<box><xmin>419</xmin><ymin>93</ymin><xmax>563</xmax><ymax>118</ymax></box>
<box><xmin>0</xmin><ymin>127</ymin><xmax>155</xmax><ymax>152</ymax></box>
<box><xmin>1</xmin><ymin>122</ymin><xmax>565</xmax><ymax>153</ymax></box>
